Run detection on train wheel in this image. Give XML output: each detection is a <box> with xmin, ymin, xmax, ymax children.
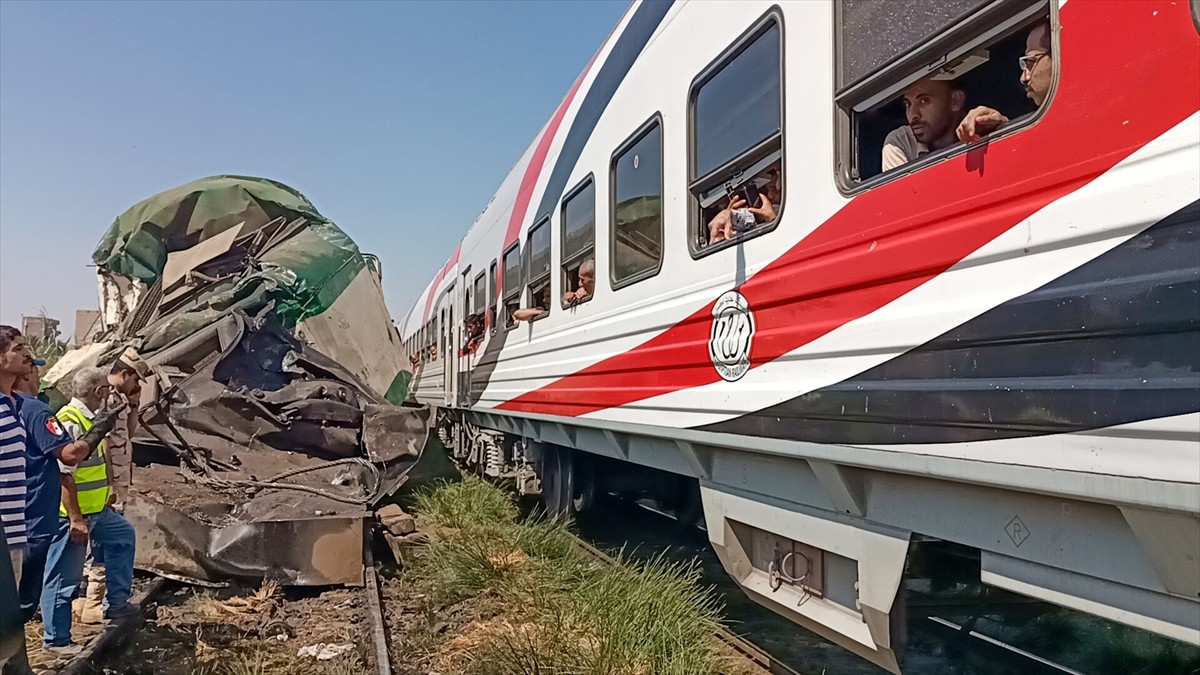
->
<box><xmin>571</xmin><ymin>452</ymin><xmax>596</xmax><ymax>514</ymax></box>
<box><xmin>541</xmin><ymin>446</ymin><xmax>592</xmax><ymax>519</ymax></box>
<box><xmin>673</xmin><ymin>478</ymin><xmax>705</xmax><ymax>530</ymax></box>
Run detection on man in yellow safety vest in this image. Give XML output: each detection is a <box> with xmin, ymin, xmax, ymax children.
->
<box><xmin>37</xmin><ymin>367</ymin><xmax>136</xmax><ymax>653</ymax></box>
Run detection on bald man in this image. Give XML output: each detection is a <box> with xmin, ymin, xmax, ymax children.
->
<box><xmin>882</xmin><ymin>77</ymin><xmax>968</xmax><ymax>171</ymax></box>
<box><xmin>958</xmin><ymin>21</ymin><xmax>1053</xmax><ymax>143</ymax></box>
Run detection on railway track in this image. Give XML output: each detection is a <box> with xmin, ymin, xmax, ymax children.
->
<box><xmin>43</xmin><ymin>528</ymin><xmax>395</xmax><ymax>675</ymax></box>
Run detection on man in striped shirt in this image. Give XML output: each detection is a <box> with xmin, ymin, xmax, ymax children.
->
<box><xmin>0</xmin><ymin>326</ymin><xmax>31</xmax><ymax>587</ymax></box>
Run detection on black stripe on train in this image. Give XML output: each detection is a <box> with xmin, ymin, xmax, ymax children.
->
<box><xmin>699</xmin><ymin>200</ymin><xmax>1200</xmax><ymax>444</ymax></box>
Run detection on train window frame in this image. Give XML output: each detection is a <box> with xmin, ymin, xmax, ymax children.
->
<box><xmin>560</xmin><ymin>174</ymin><xmax>596</xmax><ymax>310</ymax></box>
<box><xmin>461</xmin><ymin>266</ymin><xmax>473</xmax><ymax>323</ymax></box>
<box><xmin>488</xmin><ymin>259</ymin><xmax>498</xmax><ymax>335</ymax></box>
<box><xmin>472</xmin><ymin>270</ymin><xmax>486</xmax><ymax>315</ymax></box>
<box><xmin>833</xmin><ymin>0</ymin><xmax>1058</xmax><ymax>194</ymax></box>
<box><xmin>502</xmin><ymin>242</ymin><xmax>522</xmax><ymax>331</ymax></box>
<box><xmin>687</xmin><ymin>9</ymin><xmax>786</xmax><ymax>259</ymax></box>
<box><xmin>525</xmin><ymin>215</ymin><xmax>553</xmax><ymax>323</ymax></box>
<box><xmin>609</xmin><ymin>113</ymin><xmax>665</xmax><ymax>291</ymax></box>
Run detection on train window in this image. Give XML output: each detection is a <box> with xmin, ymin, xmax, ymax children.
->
<box><xmin>462</xmin><ymin>268</ymin><xmax>472</xmax><ymax>316</ymax></box>
<box><xmin>488</xmin><ymin>259</ymin><xmax>498</xmax><ymax>334</ymax></box>
<box><xmin>502</xmin><ymin>243</ymin><xmax>521</xmax><ymax>329</ymax></box>
<box><xmin>837</xmin><ymin>0</ymin><xmax>991</xmax><ymax>90</ymax></box>
<box><xmin>561</xmin><ymin>176</ymin><xmax>595</xmax><ymax>308</ymax></box>
<box><xmin>689</xmin><ymin>13</ymin><xmax>784</xmax><ymax>255</ymax></box>
<box><xmin>472</xmin><ymin>271</ymin><xmax>486</xmax><ymax>315</ymax></box>
<box><xmin>835</xmin><ymin>0</ymin><xmax>1055</xmax><ymax>187</ymax></box>
<box><xmin>525</xmin><ymin>216</ymin><xmax>552</xmax><ymax>321</ymax></box>
<box><xmin>610</xmin><ymin>116</ymin><xmax>663</xmax><ymax>289</ymax></box>
<box><xmin>465</xmin><ymin>270</ymin><xmax>486</xmax><ymax>355</ymax></box>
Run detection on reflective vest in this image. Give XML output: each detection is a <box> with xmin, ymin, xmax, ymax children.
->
<box><xmin>55</xmin><ymin>405</ymin><xmax>109</xmax><ymax>516</ymax></box>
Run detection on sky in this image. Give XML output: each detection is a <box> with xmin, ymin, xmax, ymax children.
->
<box><xmin>0</xmin><ymin>0</ymin><xmax>628</xmax><ymax>339</ymax></box>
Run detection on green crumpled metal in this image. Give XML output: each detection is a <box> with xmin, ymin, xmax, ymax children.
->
<box><xmin>90</xmin><ymin>176</ymin><xmax>388</xmax><ymax>393</ymax></box>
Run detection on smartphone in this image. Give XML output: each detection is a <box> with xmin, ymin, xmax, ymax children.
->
<box><xmin>741</xmin><ymin>183</ymin><xmax>761</xmax><ymax>208</ymax></box>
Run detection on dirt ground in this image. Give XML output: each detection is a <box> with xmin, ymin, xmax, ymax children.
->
<box><xmin>379</xmin><ymin>570</ymin><xmax>493</xmax><ymax>675</ymax></box>
<box><xmin>23</xmin><ymin>575</ymin><xmax>155</xmax><ymax>673</ymax></box>
<box><xmin>104</xmin><ymin>581</ymin><xmax>371</xmax><ymax>675</ymax></box>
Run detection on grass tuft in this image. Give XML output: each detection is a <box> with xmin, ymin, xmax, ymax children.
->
<box><xmin>414</xmin><ymin>477</ymin><xmax>518</xmax><ymax>529</ymax></box>
<box><xmin>401</xmin><ymin>475</ymin><xmax>741</xmax><ymax>675</ymax></box>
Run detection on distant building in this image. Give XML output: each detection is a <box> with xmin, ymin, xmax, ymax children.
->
<box><xmin>75</xmin><ymin>310</ymin><xmax>102</xmax><ymax>346</ymax></box>
<box><xmin>21</xmin><ymin>315</ymin><xmax>60</xmax><ymax>343</ymax></box>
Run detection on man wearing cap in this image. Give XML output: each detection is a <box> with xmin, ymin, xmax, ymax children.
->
<box><xmin>70</xmin><ymin>349</ymin><xmax>145</xmax><ymax>626</ymax></box>
<box><xmin>104</xmin><ymin>348</ymin><xmax>145</xmax><ymax>512</ymax></box>
<box><xmin>12</xmin><ymin>361</ymin><xmax>90</xmax><ymax>624</ymax></box>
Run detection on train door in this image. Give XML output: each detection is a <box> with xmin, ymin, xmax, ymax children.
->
<box><xmin>458</xmin><ymin>268</ymin><xmax>474</xmax><ymax>407</ymax></box>
<box><xmin>442</xmin><ymin>282</ymin><xmax>457</xmax><ymax>407</ymax></box>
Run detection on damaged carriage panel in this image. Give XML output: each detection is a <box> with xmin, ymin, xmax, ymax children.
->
<box><xmin>55</xmin><ymin>175</ymin><xmax>429</xmax><ymax>586</ymax></box>
<box><xmin>124</xmin><ymin>496</ymin><xmax>367</xmax><ymax>586</ymax></box>
<box><xmin>362</xmin><ymin>404</ymin><xmax>432</xmax><ymax>464</ymax></box>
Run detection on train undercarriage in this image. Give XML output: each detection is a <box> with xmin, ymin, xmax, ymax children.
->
<box><xmin>435</xmin><ymin>408</ymin><xmax>1200</xmax><ymax>674</ymax></box>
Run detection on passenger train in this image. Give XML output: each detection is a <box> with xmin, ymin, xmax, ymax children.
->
<box><xmin>398</xmin><ymin>0</ymin><xmax>1200</xmax><ymax>670</ymax></box>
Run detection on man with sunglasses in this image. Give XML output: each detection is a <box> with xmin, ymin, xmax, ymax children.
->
<box><xmin>957</xmin><ymin>21</ymin><xmax>1053</xmax><ymax>143</ymax></box>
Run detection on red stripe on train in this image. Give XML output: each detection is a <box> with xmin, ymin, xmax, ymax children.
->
<box><xmin>424</xmin><ymin>18</ymin><xmax>611</xmax><ymax>327</ymax></box>
<box><xmin>420</xmin><ymin>245</ymin><xmax>461</xmax><ymax>324</ymax></box>
<box><xmin>499</xmin><ymin>0</ymin><xmax>1200</xmax><ymax>417</ymax></box>
<box><xmin>502</xmin><ymin>51</ymin><xmax>603</xmax><ymax>250</ymax></box>
<box><xmin>494</xmin><ymin>38</ymin><xmax>607</xmax><ymax>313</ymax></box>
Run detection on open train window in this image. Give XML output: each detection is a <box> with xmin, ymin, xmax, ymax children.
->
<box><xmin>464</xmin><ymin>270</ymin><xmax>486</xmax><ymax>355</ymax></box>
<box><xmin>472</xmin><ymin>271</ymin><xmax>486</xmax><ymax>315</ymax></box>
<box><xmin>525</xmin><ymin>216</ymin><xmax>552</xmax><ymax>321</ymax></box>
<box><xmin>488</xmin><ymin>259</ymin><xmax>498</xmax><ymax>334</ymax></box>
<box><xmin>610</xmin><ymin>115</ymin><xmax>663</xmax><ymax>289</ymax></box>
<box><xmin>835</xmin><ymin>0</ymin><xmax>1055</xmax><ymax>189</ymax></box>
<box><xmin>689</xmin><ymin>12</ymin><xmax>784</xmax><ymax>257</ymax></box>
<box><xmin>502</xmin><ymin>243</ymin><xmax>521</xmax><ymax>330</ymax></box>
<box><xmin>561</xmin><ymin>175</ymin><xmax>596</xmax><ymax>309</ymax></box>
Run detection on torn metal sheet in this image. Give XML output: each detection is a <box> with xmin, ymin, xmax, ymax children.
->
<box><xmin>50</xmin><ymin>176</ymin><xmax>428</xmax><ymax>586</ymax></box>
<box><xmin>124</xmin><ymin>495</ymin><xmax>367</xmax><ymax>586</ymax></box>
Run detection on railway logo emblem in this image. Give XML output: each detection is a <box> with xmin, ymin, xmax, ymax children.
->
<box><xmin>709</xmin><ymin>290</ymin><xmax>755</xmax><ymax>381</ymax></box>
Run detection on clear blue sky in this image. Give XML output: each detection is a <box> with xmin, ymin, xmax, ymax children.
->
<box><xmin>0</xmin><ymin>0</ymin><xmax>628</xmax><ymax>338</ymax></box>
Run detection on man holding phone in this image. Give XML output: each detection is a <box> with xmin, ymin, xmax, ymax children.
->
<box><xmin>708</xmin><ymin>174</ymin><xmax>779</xmax><ymax>245</ymax></box>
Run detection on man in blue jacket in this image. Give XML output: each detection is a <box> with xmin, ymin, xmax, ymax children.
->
<box><xmin>13</xmin><ymin>362</ymin><xmax>89</xmax><ymax>630</ymax></box>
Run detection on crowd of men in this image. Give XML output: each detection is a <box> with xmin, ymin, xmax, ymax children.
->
<box><xmin>0</xmin><ymin>325</ymin><xmax>146</xmax><ymax>672</ymax></box>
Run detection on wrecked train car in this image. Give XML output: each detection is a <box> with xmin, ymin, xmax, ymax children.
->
<box><xmin>49</xmin><ymin>175</ymin><xmax>429</xmax><ymax>585</ymax></box>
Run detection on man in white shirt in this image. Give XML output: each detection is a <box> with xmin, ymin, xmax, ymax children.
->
<box><xmin>0</xmin><ymin>326</ymin><xmax>30</xmax><ymax>588</ymax></box>
<box><xmin>881</xmin><ymin>77</ymin><xmax>967</xmax><ymax>172</ymax></box>
<box><xmin>957</xmin><ymin>21</ymin><xmax>1053</xmax><ymax>143</ymax></box>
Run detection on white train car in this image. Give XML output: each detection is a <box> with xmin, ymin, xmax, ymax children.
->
<box><xmin>399</xmin><ymin>0</ymin><xmax>1200</xmax><ymax>670</ymax></box>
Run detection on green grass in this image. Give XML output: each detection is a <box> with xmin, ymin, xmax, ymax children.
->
<box><xmin>403</xmin><ymin>476</ymin><xmax>745</xmax><ymax>675</ymax></box>
<box><xmin>414</xmin><ymin>475</ymin><xmax>518</xmax><ymax>530</ymax></box>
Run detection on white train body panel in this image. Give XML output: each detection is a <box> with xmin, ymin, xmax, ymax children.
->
<box><xmin>398</xmin><ymin>1</ymin><xmax>1200</xmax><ymax>669</ymax></box>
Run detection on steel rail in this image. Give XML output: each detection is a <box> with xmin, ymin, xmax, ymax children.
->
<box><xmin>363</xmin><ymin>533</ymin><xmax>394</xmax><ymax>675</ymax></box>
<box><xmin>52</xmin><ymin>577</ymin><xmax>170</xmax><ymax>675</ymax></box>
